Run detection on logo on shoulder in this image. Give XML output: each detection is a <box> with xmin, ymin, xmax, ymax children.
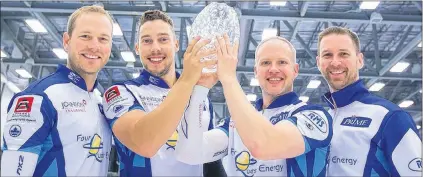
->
<box><xmin>14</xmin><ymin>97</ymin><xmax>34</xmax><ymax>113</ymax></box>
<box><xmin>269</xmin><ymin>112</ymin><xmax>289</xmax><ymax>125</ymax></box>
<box><xmin>9</xmin><ymin>125</ymin><xmax>21</xmax><ymax>137</ymax></box>
<box><xmin>340</xmin><ymin>116</ymin><xmax>372</xmax><ymax>128</ymax></box>
<box><xmin>113</xmin><ymin>105</ymin><xmax>124</xmax><ymax>113</ymax></box>
<box><xmin>409</xmin><ymin>158</ymin><xmax>422</xmax><ymax>172</ymax></box>
<box><xmin>105</xmin><ymin>86</ymin><xmax>121</xmax><ymax>103</ymax></box>
<box><xmin>300</xmin><ymin>110</ymin><xmax>328</xmax><ymax>133</ymax></box>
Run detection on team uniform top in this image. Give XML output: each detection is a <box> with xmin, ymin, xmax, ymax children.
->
<box><xmin>102</xmin><ymin>69</ymin><xmax>214</xmax><ymax>177</ymax></box>
<box><xmin>1</xmin><ymin>64</ymin><xmax>112</xmax><ymax>177</ymax></box>
<box><xmin>323</xmin><ymin>80</ymin><xmax>422</xmax><ymax>177</ymax></box>
<box><xmin>176</xmin><ymin>92</ymin><xmax>333</xmax><ymax>177</ymax></box>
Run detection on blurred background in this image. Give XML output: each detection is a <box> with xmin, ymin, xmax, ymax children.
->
<box><xmin>0</xmin><ymin>1</ymin><xmax>421</xmax><ymax>175</ymax></box>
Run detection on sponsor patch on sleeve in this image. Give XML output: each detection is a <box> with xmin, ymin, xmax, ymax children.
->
<box><xmin>102</xmin><ymin>85</ymin><xmax>135</xmax><ymax>120</ymax></box>
<box><xmin>293</xmin><ymin>110</ymin><xmax>329</xmax><ymax>141</ymax></box>
<box><xmin>105</xmin><ymin>86</ymin><xmax>121</xmax><ymax>103</ymax></box>
<box><xmin>5</xmin><ymin>95</ymin><xmax>45</xmax><ymax>150</ymax></box>
<box><xmin>14</xmin><ymin>97</ymin><xmax>34</xmax><ymax>113</ymax></box>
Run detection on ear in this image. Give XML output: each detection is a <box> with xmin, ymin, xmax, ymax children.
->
<box><xmin>135</xmin><ymin>43</ymin><xmax>140</xmax><ymax>55</ymax></box>
<box><xmin>63</xmin><ymin>32</ymin><xmax>70</xmax><ymax>52</ymax></box>
<box><xmin>316</xmin><ymin>55</ymin><xmax>321</xmax><ymax>72</ymax></box>
<box><xmin>175</xmin><ymin>38</ymin><xmax>180</xmax><ymax>52</ymax></box>
<box><xmin>293</xmin><ymin>63</ymin><xmax>299</xmax><ymax>79</ymax></box>
<box><xmin>357</xmin><ymin>52</ymin><xmax>364</xmax><ymax>70</ymax></box>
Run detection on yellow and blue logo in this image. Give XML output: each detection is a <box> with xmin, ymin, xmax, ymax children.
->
<box><xmin>235</xmin><ymin>151</ymin><xmax>257</xmax><ymax>177</ymax></box>
<box><xmin>166</xmin><ymin>130</ymin><xmax>178</xmax><ymax>150</ymax></box>
<box><xmin>83</xmin><ymin>134</ymin><xmax>105</xmax><ymax>162</ymax></box>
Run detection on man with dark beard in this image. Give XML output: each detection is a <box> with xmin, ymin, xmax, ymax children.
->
<box><xmin>101</xmin><ymin>10</ymin><xmax>225</xmax><ymax>177</ymax></box>
<box><xmin>316</xmin><ymin>27</ymin><xmax>421</xmax><ymax>176</ymax></box>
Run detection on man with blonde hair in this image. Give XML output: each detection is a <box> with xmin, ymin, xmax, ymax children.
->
<box><xmin>1</xmin><ymin>5</ymin><xmax>114</xmax><ymax>176</ymax></box>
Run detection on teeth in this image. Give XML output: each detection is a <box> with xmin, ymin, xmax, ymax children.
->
<box><xmin>150</xmin><ymin>58</ymin><xmax>164</xmax><ymax>62</ymax></box>
<box><xmin>331</xmin><ymin>70</ymin><xmax>344</xmax><ymax>74</ymax></box>
<box><xmin>83</xmin><ymin>54</ymin><xmax>99</xmax><ymax>59</ymax></box>
<box><xmin>269</xmin><ymin>78</ymin><xmax>281</xmax><ymax>81</ymax></box>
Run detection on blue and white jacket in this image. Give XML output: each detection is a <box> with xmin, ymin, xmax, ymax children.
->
<box><xmin>323</xmin><ymin>80</ymin><xmax>422</xmax><ymax>176</ymax></box>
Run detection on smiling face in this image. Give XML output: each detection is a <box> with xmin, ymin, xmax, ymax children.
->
<box><xmin>135</xmin><ymin>19</ymin><xmax>179</xmax><ymax>77</ymax></box>
<box><xmin>317</xmin><ymin>33</ymin><xmax>364</xmax><ymax>92</ymax></box>
<box><xmin>254</xmin><ymin>38</ymin><xmax>299</xmax><ymax>98</ymax></box>
<box><xmin>63</xmin><ymin>12</ymin><xmax>113</xmax><ymax>76</ymax></box>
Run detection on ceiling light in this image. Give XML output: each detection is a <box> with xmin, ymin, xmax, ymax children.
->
<box><xmin>399</xmin><ymin>100</ymin><xmax>414</xmax><ymax>108</ymax></box>
<box><xmin>307</xmin><ymin>80</ymin><xmax>321</xmax><ymax>89</ymax></box>
<box><xmin>15</xmin><ymin>68</ymin><xmax>32</xmax><ymax>79</ymax></box>
<box><xmin>262</xmin><ymin>28</ymin><xmax>277</xmax><ymax>41</ymax></box>
<box><xmin>113</xmin><ymin>23</ymin><xmax>123</xmax><ymax>36</ymax></box>
<box><xmin>247</xmin><ymin>94</ymin><xmax>257</xmax><ymax>102</ymax></box>
<box><xmin>6</xmin><ymin>81</ymin><xmax>21</xmax><ymax>93</ymax></box>
<box><xmin>389</xmin><ymin>62</ymin><xmax>410</xmax><ymax>73</ymax></box>
<box><xmin>270</xmin><ymin>1</ymin><xmax>287</xmax><ymax>6</ymax></box>
<box><xmin>121</xmin><ymin>51</ymin><xmax>136</xmax><ymax>62</ymax></box>
<box><xmin>25</xmin><ymin>19</ymin><xmax>48</xmax><ymax>33</ymax></box>
<box><xmin>369</xmin><ymin>82</ymin><xmax>385</xmax><ymax>92</ymax></box>
<box><xmin>1</xmin><ymin>50</ymin><xmax>8</xmax><ymax>58</ymax></box>
<box><xmin>417</xmin><ymin>125</ymin><xmax>421</xmax><ymax>130</ymax></box>
<box><xmin>52</xmin><ymin>48</ymin><xmax>68</xmax><ymax>59</ymax></box>
<box><xmin>299</xmin><ymin>96</ymin><xmax>309</xmax><ymax>102</ymax></box>
<box><xmin>360</xmin><ymin>1</ymin><xmax>380</xmax><ymax>10</ymax></box>
<box><xmin>418</xmin><ymin>42</ymin><xmax>422</xmax><ymax>48</ymax></box>
<box><xmin>250</xmin><ymin>78</ymin><xmax>259</xmax><ymax>86</ymax></box>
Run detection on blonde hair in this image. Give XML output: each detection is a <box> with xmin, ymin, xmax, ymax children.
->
<box><xmin>255</xmin><ymin>36</ymin><xmax>297</xmax><ymax>65</ymax></box>
<box><xmin>67</xmin><ymin>5</ymin><xmax>114</xmax><ymax>36</ymax></box>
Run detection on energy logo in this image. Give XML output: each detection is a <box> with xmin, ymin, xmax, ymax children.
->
<box><xmin>82</xmin><ymin>134</ymin><xmax>105</xmax><ymax>162</ymax></box>
<box><xmin>235</xmin><ymin>151</ymin><xmax>257</xmax><ymax>177</ymax></box>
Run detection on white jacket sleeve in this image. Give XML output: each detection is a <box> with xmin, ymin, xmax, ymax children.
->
<box><xmin>175</xmin><ymin>86</ymin><xmax>229</xmax><ymax>165</ymax></box>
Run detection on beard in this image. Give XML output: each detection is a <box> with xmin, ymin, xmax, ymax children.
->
<box><xmin>144</xmin><ymin>62</ymin><xmax>172</xmax><ymax>77</ymax></box>
<box><xmin>323</xmin><ymin>69</ymin><xmax>358</xmax><ymax>91</ymax></box>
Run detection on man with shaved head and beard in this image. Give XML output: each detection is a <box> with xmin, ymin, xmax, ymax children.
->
<box><xmin>175</xmin><ymin>35</ymin><xmax>334</xmax><ymax>177</ymax></box>
<box><xmin>316</xmin><ymin>26</ymin><xmax>421</xmax><ymax>176</ymax></box>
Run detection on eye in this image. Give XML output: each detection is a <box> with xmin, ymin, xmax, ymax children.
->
<box><xmin>159</xmin><ymin>37</ymin><xmax>169</xmax><ymax>42</ymax></box>
<box><xmin>142</xmin><ymin>39</ymin><xmax>153</xmax><ymax>44</ymax></box>
<box><xmin>341</xmin><ymin>52</ymin><xmax>349</xmax><ymax>57</ymax></box>
<box><xmin>322</xmin><ymin>53</ymin><xmax>332</xmax><ymax>58</ymax></box>
<box><xmin>261</xmin><ymin>61</ymin><xmax>271</xmax><ymax>65</ymax></box>
<box><xmin>279</xmin><ymin>60</ymin><xmax>288</xmax><ymax>64</ymax></box>
<box><xmin>79</xmin><ymin>35</ymin><xmax>89</xmax><ymax>39</ymax></box>
<box><xmin>100</xmin><ymin>37</ymin><xmax>109</xmax><ymax>42</ymax></box>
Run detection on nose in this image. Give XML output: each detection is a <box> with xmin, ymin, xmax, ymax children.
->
<box><xmin>151</xmin><ymin>41</ymin><xmax>161</xmax><ymax>53</ymax></box>
<box><xmin>87</xmin><ymin>39</ymin><xmax>100</xmax><ymax>52</ymax></box>
<box><xmin>330</xmin><ymin>56</ymin><xmax>342</xmax><ymax>67</ymax></box>
<box><xmin>269</xmin><ymin>63</ymin><xmax>280</xmax><ymax>73</ymax></box>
